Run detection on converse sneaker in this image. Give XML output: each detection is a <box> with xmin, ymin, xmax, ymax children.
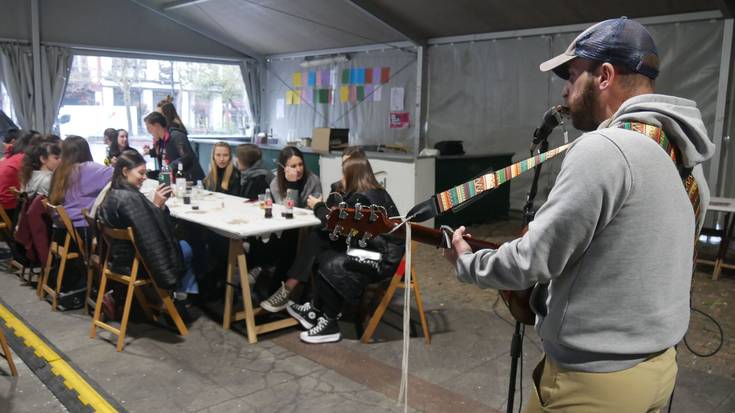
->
<box><xmin>299</xmin><ymin>316</ymin><xmax>341</xmax><ymax>344</ymax></box>
<box><xmin>286</xmin><ymin>301</ymin><xmax>319</xmax><ymax>329</ymax></box>
<box><xmin>260</xmin><ymin>282</ymin><xmax>290</xmax><ymax>312</ymax></box>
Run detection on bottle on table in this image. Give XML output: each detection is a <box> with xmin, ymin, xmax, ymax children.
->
<box><xmin>158</xmin><ymin>162</ymin><xmax>172</xmax><ymax>197</ymax></box>
<box><xmin>175</xmin><ymin>163</ymin><xmax>186</xmax><ymax>199</ymax></box>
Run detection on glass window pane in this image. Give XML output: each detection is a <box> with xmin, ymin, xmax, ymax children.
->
<box><xmin>59</xmin><ymin>55</ymin><xmax>251</xmax><ymax>163</ymax></box>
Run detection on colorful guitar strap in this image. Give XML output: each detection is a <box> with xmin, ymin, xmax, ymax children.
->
<box><xmin>408</xmin><ymin>121</ymin><xmax>700</xmax><ymax>227</ymax></box>
<box><xmin>407</xmin><ymin>143</ymin><xmax>572</xmax><ymax>222</ymax></box>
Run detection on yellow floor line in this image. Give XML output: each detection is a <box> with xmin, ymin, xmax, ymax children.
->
<box><xmin>0</xmin><ymin>303</ymin><xmax>118</xmax><ymax>413</ymax></box>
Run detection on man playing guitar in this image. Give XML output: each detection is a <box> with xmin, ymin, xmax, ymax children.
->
<box><xmin>444</xmin><ymin>18</ymin><xmax>714</xmax><ymax>412</ymax></box>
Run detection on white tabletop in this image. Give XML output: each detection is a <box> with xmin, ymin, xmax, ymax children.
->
<box><xmin>708</xmin><ymin>197</ymin><xmax>735</xmax><ymax>214</ymax></box>
<box><xmin>141</xmin><ymin>180</ymin><xmax>321</xmax><ymax>239</ymax></box>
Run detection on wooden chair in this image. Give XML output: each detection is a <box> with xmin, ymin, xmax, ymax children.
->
<box><xmin>0</xmin><ymin>326</ymin><xmax>17</xmax><ymax>376</ymax></box>
<box><xmin>90</xmin><ymin>224</ymin><xmax>188</xmax><ymax>352</ymax></box>
<box><xmin>37</xmin><ymin>202</ymin><xmax>84</xmax><ymax>311</ymax></box>
<box><xmin>0</xmin><ymin>202</ymin><xmax>24</xmax><ymax>275</ymax></box>
<box><xmin>360</xmin><ymin>243</ymin><xmax>431</xmax><ymax>344</ymax></box>
<box><xmin>82</xmin><ymin>209</ymin><xmax>104</xmax><ymax>314</ymax></box>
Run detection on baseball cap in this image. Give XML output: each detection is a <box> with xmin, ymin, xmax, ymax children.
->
<box><xmin>540</xmin><ymin>17</ymin><xmax>659</xmax><ymax>80</ymax></box>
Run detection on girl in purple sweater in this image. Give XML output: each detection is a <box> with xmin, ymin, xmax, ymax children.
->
<box><xmin>46</xmin><ymin>136</ymin><xmax>112</xmax><ymax>306</ymax></box>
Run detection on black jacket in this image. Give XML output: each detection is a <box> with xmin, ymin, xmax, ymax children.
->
<box><xmin>239</xmin><ymin>162</ymin><xmax>273</xmax><ymax>200</ymax></box>
<box><xmin>314</xmin><ymin>188</ymin><xmax>405</xmax><ymax>301</ymax></box>
<box><xmin>205</xmin><ymin>166</ymin><xmax>241</xmax><ymax>196</ymax></box>
<box><xmin>151</xmin><ymin>127</ymin><xmax>205</xmax><ymax>182</ymax></box>
<box><xmin>98</xmin><ymin>183</ymin><xmax>183</xmax><ymax>290</ymax></box>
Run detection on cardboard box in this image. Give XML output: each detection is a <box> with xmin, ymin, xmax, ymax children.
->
<box><xmin>312</xmin><ymin>128</ymin><xmax>349</xmax><ymax>153</ymax></box>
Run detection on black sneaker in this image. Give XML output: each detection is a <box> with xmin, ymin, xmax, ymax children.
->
<box><xmin>299</xmin><ymin>316</ymin><xmax>341</xmax><ymax>344</ymax></box>
<box><xmin>260</xmin><ymin>282</ymin><xmax>290</xmax><ymax>313</ymax></box>
<box><xmin>286</xmin><ymin>301</ymin><xmax>319</xmax><ymax>329</ymax></box>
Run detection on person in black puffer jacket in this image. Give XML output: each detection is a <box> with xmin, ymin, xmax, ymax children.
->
<box><xmin>98</xmin><ymin>150</ymin><xmax>198</xmax><ymax>297</ymax></box>
<box><xmin>279</xmin><ymin>156</ymin><xmax>404</xmax><ymax>344</ymax></box>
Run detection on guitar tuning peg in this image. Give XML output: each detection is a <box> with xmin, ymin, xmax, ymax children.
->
<box><xmin>329</xmin><ymin>225</ymin><xmax>342</xmax><ymax>241</ymax></box>
<box><xmin>345</xmin><ymin>231</ymin><xmax>353</xmax><ymax>246</ymax></box>
<box><xmin>354</xmin><ymin>202</ymin><xmax>363</xmax><ymax>220</ymax></box>
<box><xmin>338</xmin><ymin>202</ymin><xmax>348</xmax><ymax>219</ymax></box>
<box><xmin>369</xmin><ymin>205</ymin><xmax>378</xmax><ymax>222</ymax></box>
<box><xmin>358</xmin><ymin>232</ymin><xmax>372</xmax><ymax>248</ymax></box>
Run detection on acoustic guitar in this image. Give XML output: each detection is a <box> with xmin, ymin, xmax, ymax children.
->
<box><xmin>325</xmin><ymin>202</ymin><xmax>535</xmax><ymax>325</ymax></box>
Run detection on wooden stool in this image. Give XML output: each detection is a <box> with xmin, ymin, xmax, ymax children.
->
<box><xmin>90</xmin><ymin>225</ymin><xmax>188</xmax><ymax>352</ymax></box>
<box><xmin>82</xmin><ymin>209</ymin><xmax>103</xmax><ymax>314</ymax></box>
<box><xmin>0</xmin><ymin>326</ymin><xmax>17</xmax><ymax>376</ymax></box>
<box><xmin>361</xmin><ymin>244</ymin><xmax>431</xmax><ymax>344</ymax></box>
<box><xmin>37</xmin><ymin>203</ymin><xmax>83</xmax><ymax>311</ymax></box>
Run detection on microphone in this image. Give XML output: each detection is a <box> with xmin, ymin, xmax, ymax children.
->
<box><xmin>531</xmin><ymin>105</ymin><xmax>569</xmax><ymax>151</ymax></box>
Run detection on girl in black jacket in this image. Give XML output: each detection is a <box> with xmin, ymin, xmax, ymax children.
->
<box><xmin>203</xmin><ymin>142</ymin><xmax>241</xmax><ymax>195</ymax></box>
<box><xmin>274</xmin><ymin>157</ymin><xmax>404</xmax><ymax>344</ymax></box>
<box><xmin>99</xmin><ymin>151</ymin><xmax>198</xmax><ymax>298</ymax></box>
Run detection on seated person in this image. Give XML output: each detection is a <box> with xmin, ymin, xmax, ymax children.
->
<box><xmin>260</xmin><ymin>146</ymin><xmax>365</xmax><ymax>312</ymax></box>
<box><xmin>269</xmin><ymin>146</ymin><xmax>322</xmax><ymax>207</ymax></box>
<box><xmin>21</xmin><ymin>138</ymin><xmax>61</xmax><ymax>197</ymax></box>
<box><xmin>283</xmin><ymin>157</ymin><xmax>405</xmax><ymax>344</ymax></box>
<box><xmin>203</xmin><ymin>142</ymin><xmax>241</xmax><ymax>195</ymax></box>
<box><xmin>330</xmin><ymin>146</ymin><xmax>366</xmax><ymax>192</ymax></box>
<box><xmin>0</xmin><ymin>130</ymin><xmax>37</xmax><ymax>220</ymax></box>
<box><xmin>98</xmin><ymin>150</ymin><xmax>198</xmax><ymax>307</ymax></box>
<box><xmin>235</xmin><ymin>144</ymin><xmax>273</xmax><ymax>200</ymax></box>
<box><xmin>107</xmin><ymin>129</ymin><xmax>137</xmax><ymax>166</ymax></box>
<box><xmin>46</xmin><ymin>136</ymin><xmax>112</xmax><ymax>302</ymax></box>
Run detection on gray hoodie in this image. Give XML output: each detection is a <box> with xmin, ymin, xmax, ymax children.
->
<box><xmin>455</xmin><ymin>94</ymin><xmax>714</xmax><ymax>372</ymax></box>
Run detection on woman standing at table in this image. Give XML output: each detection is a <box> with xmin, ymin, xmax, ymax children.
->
<box><xmin>203</xmin><ymin>142</ymin><xmax>241</xmax><ymax>195</ymax></box>
<box><xmin>269</xmin><ymin>146</ymin><xmax>322</xmax><ymax>207</ymax></box>
<box><xmin>283</xmin><ymin>156</ymin><xmax>404</xmax><ymax>343</ymax></box>
<box><xmin>99</xmin><ymin>150</ymin><xmax>198</xmax><ymax>319</ymax></box>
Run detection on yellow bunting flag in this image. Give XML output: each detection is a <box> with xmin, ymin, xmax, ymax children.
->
<box><xmin>293</xmin><ymin>72</ymin><xmax>302</xmax><ymax>87</ymax></box>
<box><xmin>340</xmin><ymin>86</ymin><xmax>349</xmax><ymax>103</ymax></box>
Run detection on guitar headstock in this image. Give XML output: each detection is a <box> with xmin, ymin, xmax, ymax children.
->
<box><xmin>326</xmin><ymin>202</ymin><xmax>397</xmax><ymax>246</ymax></box>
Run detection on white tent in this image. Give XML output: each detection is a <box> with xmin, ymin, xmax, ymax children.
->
<box><xmin>1</xmin><ymin>0</ymin><xmax>733</xmax><ymax>206</ymax></box>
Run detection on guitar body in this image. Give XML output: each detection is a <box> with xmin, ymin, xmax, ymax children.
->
<box><xmin>326</xmin><ymin>204</ymin><xmax>536</xmax><ymax>325</ymax></box>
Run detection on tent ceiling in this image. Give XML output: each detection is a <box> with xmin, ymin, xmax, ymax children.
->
<box><xmin>137</xmin><ymin>0</ymin><xmax>728</xmax><ymax>57</ymax></box>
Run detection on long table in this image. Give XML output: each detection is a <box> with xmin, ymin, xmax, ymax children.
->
<box><xmin>143</xmin><ymin>181</ymin><xmax>321</xmax><ymax>343</ymax></box>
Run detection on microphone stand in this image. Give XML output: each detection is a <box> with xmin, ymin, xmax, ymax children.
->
<box><xmin>506</xmin><ymin>138</ymin><xmax>548</xmax><ymax>413</ymax></box>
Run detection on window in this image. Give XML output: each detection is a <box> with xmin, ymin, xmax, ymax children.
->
<box><xmin>0</xmin><ymin>81</ymin><xmax>16</xmax><ymax>125</ymax></box>
<box><xmin>58</xmin><ymin>55</ymin><xmax>252</xmax><ymax>162</ymax></box>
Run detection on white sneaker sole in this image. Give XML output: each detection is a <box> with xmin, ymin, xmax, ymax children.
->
<box><xmin>260</xmin><ymin>299</ymin><xmax>288</xmax><ymax>313</ymax></box>
<box><xmin>299</xmin><ymin>331</ymin><xmax>341</xmax><ymax>344</ymax></box>
<box><xmin>286</xmin><ymin>305</ymin><xmax>316</xmax><ymax>329</ymax></box>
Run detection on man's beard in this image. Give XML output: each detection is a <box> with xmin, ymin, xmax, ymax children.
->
<box><xmin>569</xmin><ymin>77</ymin><xmax>601</xmax><ymax>132</ymax></box>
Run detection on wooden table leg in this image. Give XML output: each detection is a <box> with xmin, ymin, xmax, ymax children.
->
<box><xmin>224</xmin><ymin>237</ymin><xmax>299</xmax><ymax>342</ymax></box>
<box><xmin>223</xmin><ymin>239</ymin><xmax>237</xmax><ymax>330</ymax></box>
<box><xmin>236</xmin><ymin>250</ymin><xmax>258</xmax><ymax>344</ymax></box>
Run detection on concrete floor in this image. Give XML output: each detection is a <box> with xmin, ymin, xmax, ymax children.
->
<box><xmin>0</xmin><ymin>220</ymin><xmax>734</xmax><ymax>412</ymax></box>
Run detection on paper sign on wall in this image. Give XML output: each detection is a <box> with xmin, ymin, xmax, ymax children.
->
<box><xmin>390</xmin><ymin>87</ymin><xmax>404</xmax><ymax>111</ymax></box>
<box><xmin>389</xmin><ymin>111</ymin><xmax>409</xmax><ymax>129</ymax></box>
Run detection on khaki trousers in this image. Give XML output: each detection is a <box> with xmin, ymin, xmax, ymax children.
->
<box><xmin>524</xmin><ymin>347</ymin><xmax>677</xmax><ymax>413</ymax></box>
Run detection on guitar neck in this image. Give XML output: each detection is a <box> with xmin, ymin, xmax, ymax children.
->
<box><xmin>389</xmin><ymin>222</ymin><xmax>499</xmax><ymax>251</ymax></box>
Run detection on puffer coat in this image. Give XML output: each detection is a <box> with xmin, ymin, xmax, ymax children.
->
<box><xmin>98</xmin><ymin>183</ymin><xmax>183</xmax><ymax>290</ymax></box>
